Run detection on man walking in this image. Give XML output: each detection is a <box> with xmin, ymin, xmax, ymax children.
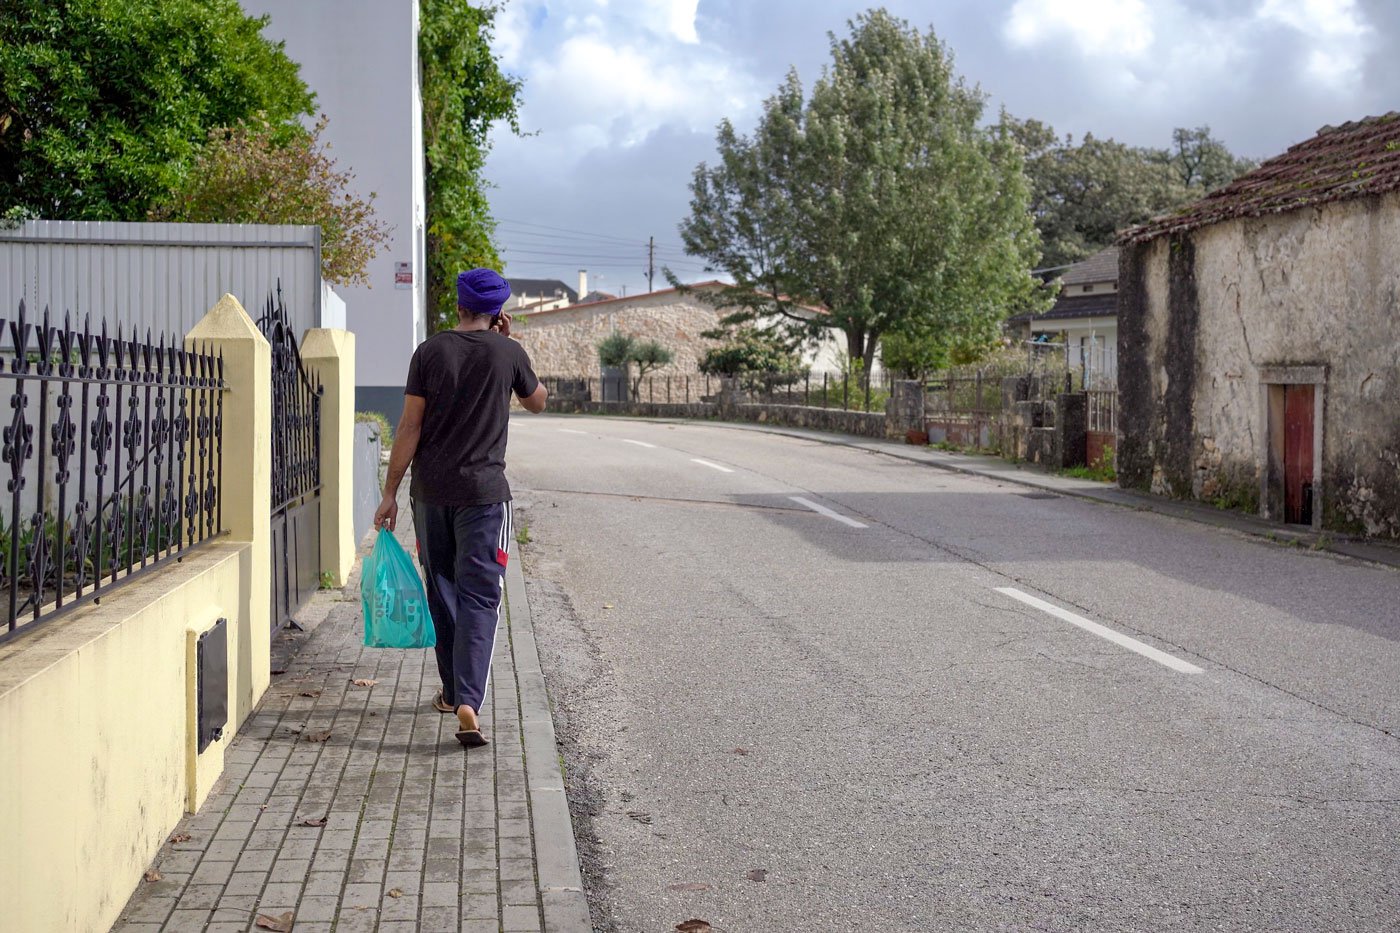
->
<box><xmin>374</xmin><ymin>268</ymin><xmax>548</xmax><ymax>747</ymax></box>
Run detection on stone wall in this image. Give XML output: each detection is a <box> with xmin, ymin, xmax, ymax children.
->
<box><xmin>1118</xmin><ymin>190</ymin><xmax>1400</xmax><ymax>537</ymax></box>
<box><xmin>513</xmin><ymin>289</ymin><xmax>723</xmax><ymax>377</ymax></box>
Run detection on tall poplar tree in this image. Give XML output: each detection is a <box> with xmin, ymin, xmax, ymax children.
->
<box><xmin>681</xmin><ymin>9</ymin><xmax>1046</xmax><ymax>373</ymax></box>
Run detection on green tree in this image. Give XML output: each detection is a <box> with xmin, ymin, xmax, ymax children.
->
<box><xmin>0</xmin><ymin>0</ymin><xmax>313</xmax><ymax>220</ymax></box>
<box><xmin>1002</xmin><ymin>117</ymin><xmax>1254</xmax><ymax>269</ymax></box>
<box><xmin>681</xmin><ymin>10</ymin><xmax>1046</xmax><ymax>376</ymax></box>
<box><xmin>420</xmin><ymin>1</ymin><xmax>523</xmax><ymax>332</ymax></box>
<box><xmin>1157</xmin><ymin>125</ymin><xmax>1257</xmax><ymax>190</ymax></box>
<box><xmin>152</xmin><ymin>116</ymin><xmax>392</xmax><ymax>286</ymax></box>
<box><xmin>597</xmin><ymin>333</ymin><xmax>637</xmax><ymax>371</ymax></box>
<box><xmin>596</xmin><ymin>334</ymin><xmax>674</xmax><ymax>400</ymax></box>
<box><xmin>629</xmin><ymin>341</ymin><xmax>674</xmax><ymax>398</ymax></box>
<box><xmin>699</xmin><ymin>327</ymin><xmax>804</xmax><ymax>379</ymax></box>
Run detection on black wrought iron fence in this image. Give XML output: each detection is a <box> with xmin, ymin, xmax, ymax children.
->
<box><xmin>1</xmin><ymin>301</ymin><xmax>224</xmax><ymax>640</ymax></box>
<box><xmin>539</xmin><ymin>370</ymin><xmax>891</xmax><ymax>412</ymax></box>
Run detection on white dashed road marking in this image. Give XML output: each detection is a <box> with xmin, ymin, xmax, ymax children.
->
<box><xmin>690</xmin><ymin>458</ymin><xmax>735</xmax><ymax>473</ymax></box>
<box><xmin>995</xmin><ymin>587</ymin><xmax>1204</xmax><ymax>674</ymax></box>
<box><xmin>558</xmin><ymin>429</ymin><xmax>589</xmax><ymax>435</ymax></box>
<box><xmin>621</xmin><ymin>439</ymin><xmax>658</xmax><ymax>448</ymax></box>
<box><xmin>788</xmin><ymin>496</ymin><xmax>868</xmax><ymax>528</ymax></box>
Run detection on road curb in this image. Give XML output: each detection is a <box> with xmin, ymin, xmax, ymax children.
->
<box><xmin>505</xmin><ymin>549</ymin><xmax>593</xmax><ymax>933</ymax></box>
<box><xmin>551</xmin><ymin>412</ymin><xmax>1400</xmax><ymax>572</ymax></box>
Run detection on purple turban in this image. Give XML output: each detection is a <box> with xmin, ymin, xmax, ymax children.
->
<box><xmin>456</xmin><ymin>268</ymin><xmax>511</xmax><ymax>315</ymax></box>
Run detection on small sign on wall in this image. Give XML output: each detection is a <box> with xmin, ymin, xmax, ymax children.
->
<box><xmin>394</xmin><ymin>261</ymin><xmax>413</xmax><ymax>289</ymax></box>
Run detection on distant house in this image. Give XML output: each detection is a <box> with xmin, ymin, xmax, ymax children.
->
<box><xmin>1117</xmin><ymin>113</ymin><xmax>1400</xmax><ymax>537</ymax></box>
<box><xmin>504</xmin><ymin>276</ymin><xmax>579</xmax><ymax>313</ymax></box>
<box><xmin>1009</xmin><ymin>246</ymin><xmax>1119</xmax><ymax>386</ymax></box>
<box><xmin>577</xmin><ymin>290</ymin><xmax>619</xmax><ymax>305</ymax></box>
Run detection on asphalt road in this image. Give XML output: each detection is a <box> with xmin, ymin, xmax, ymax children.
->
<box><xmin>505</xmin><ymin>414</ymin><xmax>1400</xmax><ymax>933</ymax></box>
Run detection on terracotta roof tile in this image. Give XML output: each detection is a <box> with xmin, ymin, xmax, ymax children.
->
<box><xmin>1120</xmin><ymin>113</ymin><xmax>1400</xmax><ymax>245</ymax></box>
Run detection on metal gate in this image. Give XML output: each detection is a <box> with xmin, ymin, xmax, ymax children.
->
<box><xmin>257</xmin><ymin>289</ymin><xmax>322</xmax><ymax>631</ymax></box>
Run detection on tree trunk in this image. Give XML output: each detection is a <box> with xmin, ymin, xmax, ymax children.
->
<box><xmin>862</xmin><ymin>332</ymin><xmax>880</xmax><ymax>380</ymax></box>
<box><xmin>845</xmin><ymin>328</ymin><xmax>865</xmax><ymax>372</ymax></box>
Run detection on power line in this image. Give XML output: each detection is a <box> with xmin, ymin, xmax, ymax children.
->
<box><xmin>495</xmin><ymin>217</ymin><xmax>692</xmax><ymax>254</ymax></box>
<box><xmin>495</xmin><ymin>217</ymin><xmax>651</xmax><ymax>246</ymax></box>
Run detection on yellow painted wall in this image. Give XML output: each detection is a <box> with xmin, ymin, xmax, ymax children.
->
<box><xmin>0</xmin><ymin>542</ymin><xmax>252</xmax><ymax>933</ymax></box>
<box><xmin>302</xmin><ymin>327</ymin><xmax>357</xmax><ymax>586</ymax></box>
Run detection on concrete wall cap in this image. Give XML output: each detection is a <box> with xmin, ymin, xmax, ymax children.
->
<box><xmin>185</xmin><ymin>293</ymin><xmax>270</xmax><ymax>345</ymax></box>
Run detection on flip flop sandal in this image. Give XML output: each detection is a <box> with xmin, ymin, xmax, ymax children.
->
<box><xmin>432</xmin><ymin>692</ymin><xmax>454</xmax><ymax>714</ymax></box>
<box><xmin>456</xmin><ymin>729</ymin><xmax>489</xmax><ymax>749</ymax></box>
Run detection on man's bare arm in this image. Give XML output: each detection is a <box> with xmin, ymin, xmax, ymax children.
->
<box><xmin>373</xmin><ymin>394</ymin><xmax>426</xmax><ymax>531</ymax></box>
<box><xmin>519</xmin><ymin>383</ymin><xmax>548</xmax><ymax>414</ymax></box>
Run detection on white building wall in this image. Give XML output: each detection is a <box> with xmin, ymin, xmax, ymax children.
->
<box><xmin>240</xmin><ymin>0</ymin><xmax>426</xmax><ymax>417</ymax></box>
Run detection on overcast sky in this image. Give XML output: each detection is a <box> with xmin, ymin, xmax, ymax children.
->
<box><xmin>482</xmin><ymin>0</ymin><xmax>1399</xmax><ymax>297</ymax></box>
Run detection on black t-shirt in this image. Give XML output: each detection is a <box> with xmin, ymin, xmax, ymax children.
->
<box><xmin>403</xmin><ymin>330</ymin><xmax>539</xmax><ymax>506</ymax></box>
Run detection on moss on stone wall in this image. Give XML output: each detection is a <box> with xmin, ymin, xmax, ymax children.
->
<box><xmin>1115</xmin><ymin>244</ymin><xmax>1153</xmax><ymax>491</ymax></box>
<box><xmin>1160</xmin><ymin>234</ymin><xmax>1201</xmax><ymax>498</ymax></box>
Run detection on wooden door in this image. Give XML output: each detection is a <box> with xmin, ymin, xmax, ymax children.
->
<box><xmin>1283</xmin><ymin>385</ymin><xmax>1314</xmax><ymax>525</ymax></box>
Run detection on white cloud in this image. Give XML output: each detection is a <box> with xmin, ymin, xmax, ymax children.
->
<box><xmin>1004</xmin><ymin>0</ymin><xmax>1154</xmax><ymax>59</ymax></box>
<box><xmin>1002</xmin><ymin>0</ymin><xmax>1375</xmax><ymax>99</ymax></box>
<box><xmin>493</xmin><ymin>0</ymin><xmax>758</xmax><ymax>155</ymax></box>
<box><xmin>1256</xmin><ymin>0</ymin><xmax>1373</xmax><ymax>89</ymax></box>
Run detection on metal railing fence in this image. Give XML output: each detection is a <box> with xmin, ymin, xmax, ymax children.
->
<box><xmin>539</xmin><ymin>369</ymin><xmax>892</xmax><ymax>413</ymax></box>
<box><xmin>1</xmin><ymin>300</ymin><xmax>225</xmax><ymax>640</ymax></box>
<box><xmin>1088</xmin><ymin>389</ymin><xmax>1118</xmax><ymax>435</ymax></box>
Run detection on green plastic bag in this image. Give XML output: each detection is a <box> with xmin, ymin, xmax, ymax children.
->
<box><xmin>362</xmin><ymin>528</ymin><xmax>435</xmax><ymax>649</ymax></box>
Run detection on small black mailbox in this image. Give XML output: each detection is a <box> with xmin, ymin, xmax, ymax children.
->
<box><xmin>197</xmin><ymin>618</ymin><xmax>229</xmax><ymax>753</ymax></box>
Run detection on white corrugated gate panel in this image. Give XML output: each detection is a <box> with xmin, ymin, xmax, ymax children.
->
<box><xmin>0</xmin><ymin>221</ymin><xmax>321</xmax><ymax>340</ymax></box>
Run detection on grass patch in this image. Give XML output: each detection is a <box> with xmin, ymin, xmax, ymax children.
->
<box><xmin>516</xmin><ymin>524</ymin><xmax>531</xmax><ymax>546</ymax></box>
<box><xmin>1061</xmin><ymin>446</ymin><xmax>1117</xmax><ymax>483</ymax></box>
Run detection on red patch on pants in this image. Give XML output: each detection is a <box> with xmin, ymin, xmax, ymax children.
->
<box><xmin>496</xmin><ymin>548</ymin><xmax>509</xmax><ymax>567</ymax></box>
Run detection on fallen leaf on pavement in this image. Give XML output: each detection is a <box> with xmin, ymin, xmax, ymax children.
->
<box><xmin>731</xmin><ymin>748</ymin><xmax>751</xmax><ymax>756</ymax></box>
<box><xmin>675</xmin><ymin>921</ymin><xmax>711</xmax><ymax>933</ymax></box>
<box><xmin>169</xmin><ymin>832</ymin><xmax>191</xmax><ymax>844</ymax></box>
<box><xmin>270</xmin><ymin>669</ymin><xmax>287</xmax><ymax>676</ymax></box>
<box><xmin>305</xmin><ymin>729</ymin><xmax>333</xmax><ymax>743</ymax></box>
<box><xmin>254</xmin><ymin>911</ymin><xmax>294</xmax><ymax>932</ymax></box>
<box><xmin>603</xmin><ymin>603</ymin><xmax>614</xmax><ymax>609</ymax></box>
<box><xmin>351</xmin><ymin>678</ymin><xmax>379</xmax><ymax>687</ymax></box>
<box><xmin>143</xmin><ymin>869</ymin><xmax>162</xmax><ymax>882</ymax></box>
<box><xmin>747</xmin><ymin>868</ymin><xmax>768</xmax><ymax>882</ymax></box>
<box><xmin>667</xmin><ymin>882</ymin><xmax>711</xmax><ymax>892</ymax></box>
<box><xmin>387</xmin><ymin>888</ymin><xmax>404</xmax><ymax>898</ymax></box>
<box><xmin>300</xmin><ymin>816</ymin><xmax>328</xmax><ymax>827</ymax></box>
<box><xmin>626</xmin><ymin>810</ymin><xmax>653</xmax><ymax>825</ymax></box>
<box><xmin>299</xmin><ymin>690</ymin><xmax>321</xmax><ymax>698</ymax></box>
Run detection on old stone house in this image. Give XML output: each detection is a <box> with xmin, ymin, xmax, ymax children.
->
<box><xmin>512</xmin><ymin>283</ymin><xmax>726</xmax><ymax>376</ymax></box>
<box><xmin>1117</xmin><ymin>113</ymin><xmax>1400</xmax><ymax>538</ymax></box>
<box><xmin>513</xmin><ymin>282</ymin><xmax>850</xmax><ymax>377</ymax></box>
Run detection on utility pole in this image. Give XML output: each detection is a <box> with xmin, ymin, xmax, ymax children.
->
<box><xmin>647</xmin><ymin>236</ymin><xmax>655</xmax><ymax>293</ymax></box>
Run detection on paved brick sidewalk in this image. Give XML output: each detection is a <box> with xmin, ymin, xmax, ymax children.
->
<box><xmin>111</xmin><ymin>511</ymin><xmax>589</xmax><ymax>933</ymax></box>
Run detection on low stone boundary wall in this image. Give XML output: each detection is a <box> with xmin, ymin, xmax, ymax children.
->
<box><xmin>542</xmin><ymin>396</ymin><xmax>890</xmax><ymax>438</ymax></box>
<box><xmin>733</xmin><ymin>403</ymin><xmax>888</xmax><ymax>438</ymax></box>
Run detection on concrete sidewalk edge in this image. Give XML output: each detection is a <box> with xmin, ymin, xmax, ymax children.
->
<box><xmin>505</xmin><ymin>552</ymin><xmax>593</xmax><ymax>932</ymax></box>
<box><xmin>550</xmin><ymin>413</ymin><xmax>1400</xmax><ymax>572</ymax></box>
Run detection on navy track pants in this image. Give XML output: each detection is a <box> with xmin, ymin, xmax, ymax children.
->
<box><xmin>412</xmin><ymin>499</ymin><xmax>512</xmax><ymax>713</ymax></box>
